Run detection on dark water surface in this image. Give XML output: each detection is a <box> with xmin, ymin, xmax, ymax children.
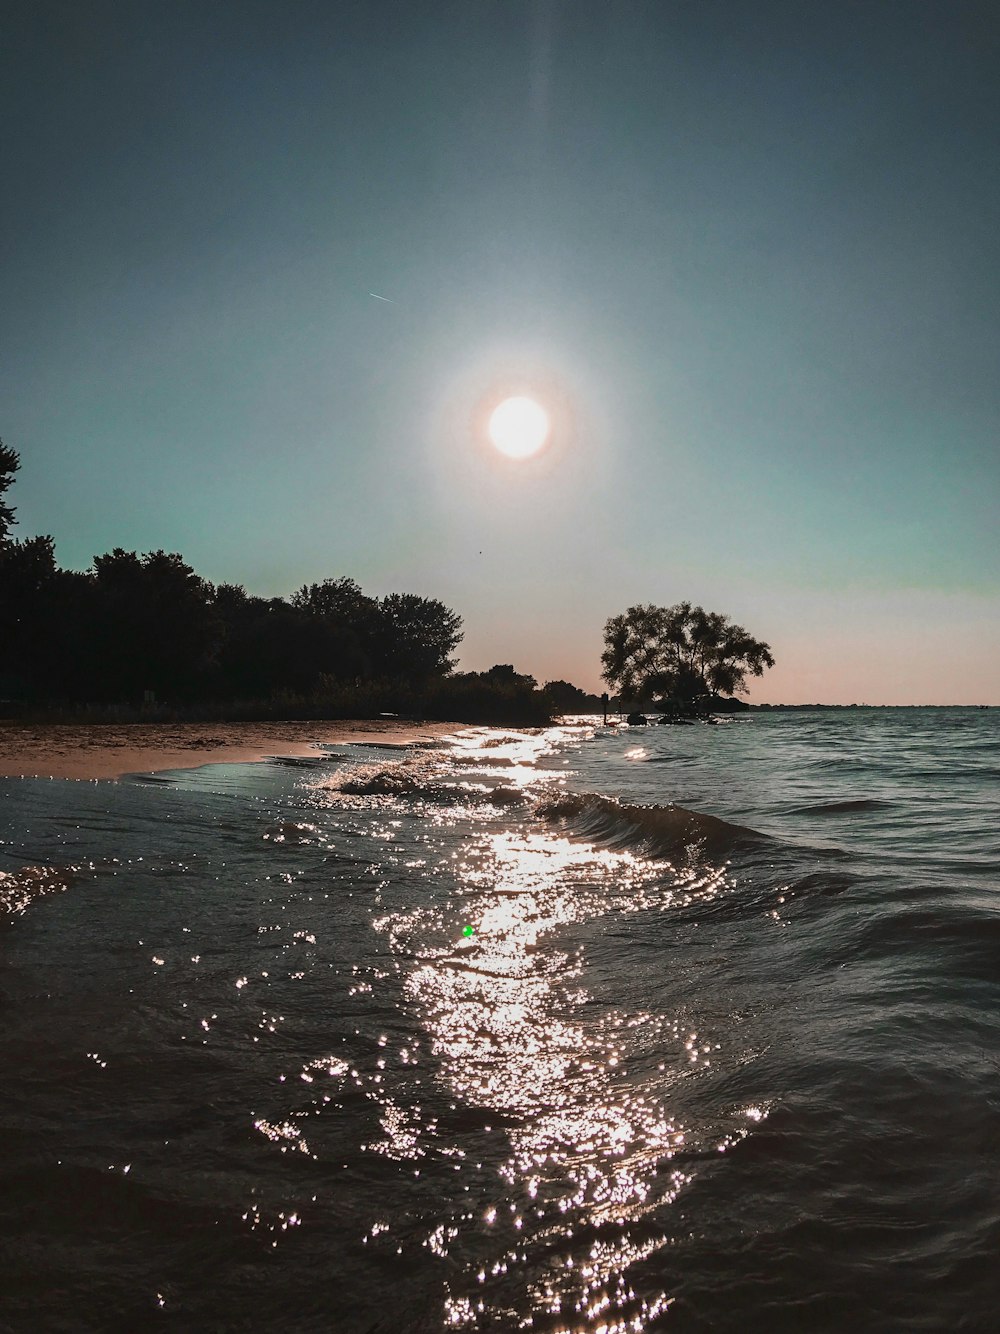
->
<box><xmin>1</xmin><ymin>709</ymin><xmax>998</xmax><ymax>1332</ymax></box>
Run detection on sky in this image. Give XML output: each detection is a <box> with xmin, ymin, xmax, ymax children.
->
<box><xmin>2</xmin><ymin>0</ymin><xmax>998</xmax><ymax>703</ymax></box>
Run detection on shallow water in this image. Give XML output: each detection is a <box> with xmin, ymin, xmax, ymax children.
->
<box><xmin>1</xmin><ymin>709</ymin><xmax>998</xmax><ymax>1331</ymax></box>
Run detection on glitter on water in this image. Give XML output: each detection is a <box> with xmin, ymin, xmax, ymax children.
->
<box><xmin>1</xmin><ymin>710</ymin><xmax>999</xmax><ymax>1331</ymax></box>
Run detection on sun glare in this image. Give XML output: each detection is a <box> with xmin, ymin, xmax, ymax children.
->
<box><xmin>488</xmin><ymin>396</ymin><xmax>549</xmax><ymax>459</ymax></box>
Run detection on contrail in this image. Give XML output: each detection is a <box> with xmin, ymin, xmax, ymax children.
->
<box><xmin>368</xmin><ymin>291</ymin><xmax>395</xmax><ymax>303</ymax></box>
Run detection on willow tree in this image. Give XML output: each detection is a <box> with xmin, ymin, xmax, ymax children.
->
<box><xmin>601</xmin><ymin>602</ymin><xmax>774</xmax><ymax>703</ymax></box>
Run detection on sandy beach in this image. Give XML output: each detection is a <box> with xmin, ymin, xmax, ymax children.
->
<box><xmin>0</xmin><ymin>719</ymin><xmax>457</xmax><ymax>781</ymax></box>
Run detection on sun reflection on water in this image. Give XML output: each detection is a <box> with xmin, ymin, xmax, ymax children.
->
<box><xmin>256</xmin><ymin>727</ymin><xmax>767</xmax><ymax>1327</ymax></box>
<box><xmin>387</xmin><ymin>825</ymin><xmax>693</xmax><ymax>1327</ymax></box>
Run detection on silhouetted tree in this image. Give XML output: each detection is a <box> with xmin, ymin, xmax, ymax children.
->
<box><xmin>427</xmin><ymin>664</ymin><xmax>549</xmax><ymax>724</ymax></box>
<box><xmin>41</xmin><ymin>568</ymin><xmax>103</xmax><ymax>699</ymax></box>
<box><xmin>90</xmin><ymin>549</ymin><xmax>221</xmax><ymax>699</ymax></box>
<box><xmin>602</xmin><ymin>602</ymin><xmax>774</xmax><ymax>703</ymax></box>
<box><xmin>0</xmin><ymin>439</ymin><xmax>19</xmax><ymax>543</ymax></box>
<box><xmin>289</xmin><ymin>577</ymin><xmax>379</xmax><ymax>680</ymax></box>
<box><xmin>482</xmin><ymin>664</ymin><xmax>538</xmax><ymax>690</ymax></box>
<box><xmin>372</xmin><ymin>593</ymin><xmax>463</xmax><ymax>680</ymax></box>
<box><xmin>542</xmin><ymin>679</ymin><xmax>602</xmax><ymax>713</ymax></box>
<box><xmin>290</xmin><ymin>576</ymin><xmax>376</xmax><ymax>626</ymax></box>
<box><xmin>286</xmin><ymin>579</ymin><xmax>465</xmax><ymax>687</ymax></box>
<box><xmin>213</xmin><ymin>586</ymin><xmax>334</xmax><ymax>696</ymax></box>
<box><xmin>0</xmin><ymin>535</ymin><xmax>57</xmax><ymax>695</ymax></box>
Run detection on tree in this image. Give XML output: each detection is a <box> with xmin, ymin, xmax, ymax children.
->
<box><xmin>90</xmin><ymin>549</ymin><xmax>221</xmax><ymax>698</ymax></box>
<box><xmin>542</xmin><ymin>679</ymin><xmax>602</xmax><ymax>713</ymax></box>
<box><xmin>0</xmin><ymin>439</ymin><xmax>20</xmax><ymax>542</ymax></box>
<box><xmin>428</xmin><ymin>664</ymin><xmax>550</xmax><ymax>725</ymax></box>
<box><xmin>212</xmin><ymin>586</ymin><xmax>345</xmax><ymax>696</ymax></box>
<box><xmin>288</xmin><ymin>576</ymin><xmax>379</xmax><ymax>681</ymax></box>
<box><xmin>372</xmin><ymin>593</ymin><xmax>463</xmax><ymax>680</ymax></box>
<box><xmin>0</xmin><ymin>535</ymin><xmax>57</xmax><ymax>695</ymax></box>
<box><xmin>601</xmin><ymin>602</ymin><xmax>774</xmax><ymax>703</ymax></box>
<box><xmin>288</xmin><ymin>580</ymin><xmax>464</xmax><ymax>684</ymax></box>
<box><xmin>290</xmin><ymin>576</ymin><xmax>375</xmax><ymax>625</ymax></box>
<box><xmin>482</xmin><ymin>663</ymin><xmax>538</xmax><ymax>690</ymax></box>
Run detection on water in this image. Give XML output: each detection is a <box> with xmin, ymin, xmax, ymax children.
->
<box><xmin>1</xmin><ymin>709</ymin><xmax>997</xmax><ymax>1332</ymax></box>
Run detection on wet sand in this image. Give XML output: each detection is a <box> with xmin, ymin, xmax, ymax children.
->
<box><xmin>0</xmin><ymin>719</ymin><xmax>456</xmax><ymax>781</ymax></box>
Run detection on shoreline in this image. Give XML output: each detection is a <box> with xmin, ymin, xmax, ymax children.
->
<box><xmin>0</xmin><ymin>719</ymin><xmax>458</xmax><ymax>782</ymax></box>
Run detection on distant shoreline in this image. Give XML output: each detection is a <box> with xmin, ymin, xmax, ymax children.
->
<box><xmin>752</xmin><ymin>702</ymin><xmax>992</xmax><ymax>710</ymax></box>
<box><xmin>0</xmin><ymin>719</ymin><xmax>458</xmax><ymax>782</ymax></box>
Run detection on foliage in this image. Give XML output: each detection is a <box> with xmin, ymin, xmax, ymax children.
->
<box><xmin>290</xmin><ymin>576</ymin><xmax>375</xmax><ymax>626</ymax></box>
<box><xmin>213</xmin><ymin>586</ymin><xmax>322</xmax><ymax>696</ymax></box>
<box><xmin>0</xmin><ymin>535</ymin><xmax>58</xmax><ymax>695</ymax></box>
<box><xmin>286</xmin><ymin>580</ymin><xmax>462</xmax><ymax>684</ymax></box>
<box><xmin>542</xmin><ymin>679</ymin><xmax>605</xmax><ymax>714</ymax></box>
<box><xmin>601</xmin><ymin>602</ymin><xmax>774</xmax><ymax>703</ymax></box>
<box><xmin>0</xmin><ymin>439</ymin><xmax>20</xmax><ymax>542</ymax></box>
<box><xmin>424</xmin><ymin>665</ymin><xmax>551</xmax><ymax>725</ymax></box>
<box><xmin>372</xmin><ymin>593</ymin><xmax>463</xmax><ymax>679</ymax></box>
<box><xmin>90</xmin><ymin>549</ymin><xmax>222</xmax><ymax>699</ymax></box>
<box><xmin>480</xmin><ymin>664</ymin><xmax>537</xmax><ymax>690</ymax></box>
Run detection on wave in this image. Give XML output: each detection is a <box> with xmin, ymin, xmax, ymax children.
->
<box><xmin>784</xmin><ymin>798</ymin><xmax>894</xmax><ymax>815</ymax></box>
<box><xmin>323</xmin><ymin>754</ymin><xmax>442</xmax><ymax>798</ymax></box>
<box><xmin>535</xmin><ymin>792</ymin><xmax>768</xmax><ymax>863</ymax></box>
<box><xmin>788</xmin><ymin>869</ymin><xmax>859</xmax><ymax>897</ymax></box>
<box><xmin>315</xmin><ymin>755</ymin><xmax>527</xmax><ymax>808</ymax></box>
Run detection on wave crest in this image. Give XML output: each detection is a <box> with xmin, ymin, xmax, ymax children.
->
<box><xmin>316</xmin><ymin>754</ymin><xmax>526</xmax><ymax>808</ymax></box>
<box><xmin>330</xmin><ymin>757</ymin><xmax>452</xmax><ymax>799</ymax></box>
<box><xmin>535</xmin><ymin>792</ymin><xmax>766</xmax><ymax>862</ymax></box>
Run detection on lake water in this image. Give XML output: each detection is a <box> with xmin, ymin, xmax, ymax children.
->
<box><xmin>1</xmin><ymin>708</ymin><xmax>998</xmax><ymax>1332</ymax></box>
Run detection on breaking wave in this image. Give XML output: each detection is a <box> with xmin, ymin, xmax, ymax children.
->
<box><xmin>314</xmin><ymin>752</ymin><xmax>528</xmax><ymax>808</ymax></box>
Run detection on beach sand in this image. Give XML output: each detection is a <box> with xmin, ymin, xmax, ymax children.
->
<box><xmin>0</xmin><ymin>719</ymin><xmax>457</xmax><ymax>782</ymax></box>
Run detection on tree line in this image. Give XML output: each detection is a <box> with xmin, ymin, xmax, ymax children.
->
<box><xmin>0</xmin><ymin>441</ymin><xmax>602</xmax><ymax>723</ymax></box>
<box><xmin>2</xmin><ymin>440</ymin><xmax>773</xmax><ymax>720</ymax></box>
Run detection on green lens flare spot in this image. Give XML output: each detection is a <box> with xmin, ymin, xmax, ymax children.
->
<box><xmin>462</xmin><ymin>925</ymin><xmax>475</xmax><ymax>937</ymax></box>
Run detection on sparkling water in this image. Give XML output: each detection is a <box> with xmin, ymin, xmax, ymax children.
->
<box><xmin>1</xmin><ymin>709</ymin><xmax>997</xmax><ymax>1331</ymax></box>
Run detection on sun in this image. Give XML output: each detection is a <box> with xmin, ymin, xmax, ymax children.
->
<box><xmin>488</xmin><ymin>396</ymin><xmax>550</xmax><ymax>459</ymax></box>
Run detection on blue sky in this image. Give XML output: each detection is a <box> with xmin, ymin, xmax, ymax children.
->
<box><xmin>2</xmin><ymin>0</ymin><xmax>997</xmax><ymax>701</ymax></box>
